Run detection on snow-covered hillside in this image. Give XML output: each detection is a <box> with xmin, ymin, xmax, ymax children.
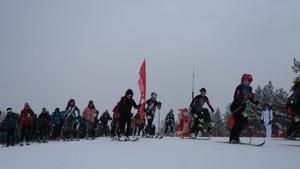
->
<box><xmin>0</xmin><ymin>137</ymin><xmax>299</xmax><ymax>169</ymax></box>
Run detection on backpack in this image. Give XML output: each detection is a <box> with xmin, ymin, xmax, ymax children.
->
<box><xmin>113</xmin><ymin>103</ymin><xmax>121</xmax><ymax>120</ymax></box>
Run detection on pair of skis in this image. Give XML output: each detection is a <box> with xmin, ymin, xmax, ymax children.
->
<box><xmin>145</xmin><ymin>135</ymin><xmax>164</xmax><ymax>139</ymax></box>
<box><xmin>112</xmin><ymin>136</ymin><xmax>139</xmax><ymax>142</ymax></box>
<box><xmin>189</xmin><ymin>137</ymin><xmax>212</xmax><ymax>140</ymax></box>
<box><xmin>217</xmin><ymin>139</ymin><xmax>266</xmax><ymax>147</ymax></box>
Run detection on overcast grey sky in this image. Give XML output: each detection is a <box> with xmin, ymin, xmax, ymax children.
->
<box><xmin>0</xmin><ymin>0</ymin><xmax>299</xmax><ymax>118</ymax></box>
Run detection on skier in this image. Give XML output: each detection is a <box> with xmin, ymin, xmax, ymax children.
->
<box><xmin>62</xmin><ymin>99</ymin><xmax>80</xmax><ymax>140</ymax></box>
<box><xmin>261</xmin><ymin>104</ymin><xmax>273</xmax><ymax>138</ymax></box>
<box><xmin>145</xmin><ymin>92</ymin><xmax>162</xmax><ymax>137</ymax></box>
<box><xmin>99</xmin><ymin>110</ymin><xmax>112</xmax><ymax>136</ymax></box>
<box><xmin>31</xmin><ymin>114</ymin><xmax>38</xmax><ymax>142</ymax></box>
<box><xmin>229</xmin><ymin>74</ymin><xmax>259</xmax><ymax>143</ymax></box>
<box><xmin>51</xmin><ymin>108</ymin><xmax>63</xmax><ymax>140</ymax></box>
<box><xmin>0</xmin><ymin>110</ymin><xmax>6</xmax><ymax>146</ymax></box>
<box><xmin>0</xmin><ymin>121</ymin><xmax>5</xmax><ymax>146</ymax></box>
<box><xmin>189</xmin><ymin>88</ymin><xmax>214</xmax><ymax>138</ymax></box>
<box><xmin>19</xmin><ymin>103</ymin><xmax>35</xmax><ymax>146</ymax></box>
<box><xmin>165</xmin><ymin>109</ymin><xmax>175</xmax><ymax>135</ymax></box>
<box><xmin>286</xmin><ymin>79</ymin><xmax>300</xmax><ymax>140</ymax></box>
<box><xmin>82</xmin><ymin>100</ymin><xmax>97</xmax><ymax>139</ymax></box>
<box><xmin>4</xmin><ymin>108</ymin><xmax>18</xmax><ymax>147</ymax></box>
<box><xmin>38</xmin><ymin>108</ymin><xmax>51</xmax><ymax>143</ymax></box>
<box><xmin>111</xmin><ymin>103</ymin><xmax>121</xmax><ymax>138</ymax></box>
<box><xmin>117</xmin><ymin>89</ymin><xmax>141</xmax><ymax>141</ymax></box>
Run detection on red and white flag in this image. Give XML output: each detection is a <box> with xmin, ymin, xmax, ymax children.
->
<box><xmin>138</xmin><ymin>60</ymin><xmax>146</xmax><ymax>117</ymax></box>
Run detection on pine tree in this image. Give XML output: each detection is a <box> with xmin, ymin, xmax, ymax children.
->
<box><xmin>211</xmin><ymin>108</ymin><xmax>225</xmax><ymax>136</ymax></box>
<box><xmin>262</xmin><ymin>81</ymin><xmax>274</xmax><ymax>105</ymax></box>
<box><xmin>292</xmin><ymin>58</ymin><xmax>300</xmax><ymax>80</ymax></box>
<box><xmin>272</xmin><ymin>88</ymin><xmax>290</xmax><ymax>136</ymax></box>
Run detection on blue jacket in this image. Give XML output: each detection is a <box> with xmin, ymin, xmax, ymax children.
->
<box><xmin>51</xmin><ymin>111</ymin><xmax>62</xmax><ymax>125</ymax></box>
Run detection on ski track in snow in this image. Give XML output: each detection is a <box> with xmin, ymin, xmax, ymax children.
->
<box><xmin>0</xmin><ymin>137</ymin><xmax>299</xmax><ymax>169</ymax></box>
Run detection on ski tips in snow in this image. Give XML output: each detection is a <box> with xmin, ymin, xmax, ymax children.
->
<box><xmin>112</xmin><ymin>136</ymin><xmax>139</xmax><ymax>142</ymax></box>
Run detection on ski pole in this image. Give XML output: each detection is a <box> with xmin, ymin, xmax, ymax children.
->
<box><xmin>158</xmin><ymin>109</ymin><xmax>161</xmax><ymax>136</ymax></box>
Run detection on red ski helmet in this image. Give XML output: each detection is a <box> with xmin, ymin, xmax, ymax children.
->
<box><xmin>241</xmin><ymin>73</ymin><xmax>253</xmax><ymax>83</ymax></box>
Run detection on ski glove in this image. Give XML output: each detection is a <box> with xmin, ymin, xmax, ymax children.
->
<box><xmin>157</xmin><ymin>102</ymin><xmax>162</xmax><ymax>110</ymax></box>
<box><xmin>210</xmin><ymin>108</ymin><xmax>215</xmax><ymax>113</ymax></box>
<box><xmin>268</xmin><ymin>121</ymin><xmax>272</xmax><ymax>125</ymax></box>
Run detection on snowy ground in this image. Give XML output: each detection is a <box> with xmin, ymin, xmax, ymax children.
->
<box><xmin>0</xmin><ymin>137</ymin><xmax>299</xmax><ymax>169</ymax></box>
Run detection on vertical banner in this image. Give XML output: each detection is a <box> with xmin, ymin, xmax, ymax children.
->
<box><xmin>138</xmin><ymin>60</ymin><xmax>146</xmax><ymax>117</ymax></box>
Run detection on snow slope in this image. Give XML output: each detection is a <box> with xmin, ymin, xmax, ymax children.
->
<box><xmin>0</xmin><ymin>137</ymin><xmax>299</xmax><ymax>169</ymax></box>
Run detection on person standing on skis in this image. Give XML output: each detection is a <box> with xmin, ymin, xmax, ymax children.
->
<box><xmin>229</xmin><ymin>73</ymin><xmax>259</xmax><ymax>143</ymax></box>
<box><xmin>145</xmin><ymin>92</ymin><xmax>162</xmax><ymax>137</ymax></box>
<box><xmin>82</xmin><ymin>100</ymin><xmax>97</xmax><ymax>139</ymax></box>
<box><xmin>38</xmin><ymin>108</ymin><xmax>51</xmax><ymax>143</ymax></box>
<box><xmin>189</xmin><ymin>88</ymin><xmax>214</xmax><ymax>138</ymax></box>
<box><xmin>118</xmin><ymin>89</ymin><xmax>141</xmax><ymax>140</ymax></box>
<box><xmin>63</xmin><ymin>99</ymin><xmax>80</xmax><ymax>140</ymax></box>
<box><xmin>19</xmin><ymin>102</ymin><xmax>35</xmax><ymax>146</ymax></box>
<box><xmin>99</xmin><ymin>110</ymin><xmax>112</xmax><ymax>136</ymax></box>
<box><xmin>51</xmin><ymin>108</ymin><xmax>63</xmax><ymax>140</ymax></box>
<box><xmin>4</xmin><ymin>108</ymin><xmax>18</xmax><ymax>147</ymax></box>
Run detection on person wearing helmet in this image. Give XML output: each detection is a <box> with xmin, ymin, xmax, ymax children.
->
<box><xmin>145</xmin><ymin>92</ymin><xmax>162</xmax><ymax>137</ymax></box>
<box><xmin>229</xmin><ymin>73</ymin><xmax>259</xmax><ymax>143</ymax></box>
<box><xmin>51</xmin><ymin>108</ymin><xmax>63</xmax><ymax>140</ymax></box>
<box><xmin>190</xmin><ymin>88</ymin><xmax>215</xmax><ymax>113</ymax></box>
<box><xmin>37</xmin><ymin>108</ymin><xmax>51</xmax><ymax>143</ymax></box>
<box><xmin>286</xmin><ymin>79</ymin><xmax>300</xmax><ymax>140</ymax></box>
<box><xmin>189</xmin><ymin>88</ymin><xmax>214</xmax><ymax>137</ymax></box>
<box><xmin>19</xmin><ymin>103</ymin><xmax>35</xmax><ymax>146</ymax></box>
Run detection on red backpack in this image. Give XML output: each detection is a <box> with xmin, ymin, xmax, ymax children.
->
<box><xmin>113</xmin><ymin>101</ymin><xmax>121</xmax><ymax>120</ymax></box>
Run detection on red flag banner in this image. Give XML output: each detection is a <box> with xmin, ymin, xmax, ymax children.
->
<box><xmin>138</xmin><ymin>60</ymin><xmax>146</xmax><ymax>116</ymax></box>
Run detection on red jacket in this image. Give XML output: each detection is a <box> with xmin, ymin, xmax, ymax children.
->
<box><xmin>19</xmin><ymin>108</ymin><xmax>35</xmax><ymax>126</ymax></box>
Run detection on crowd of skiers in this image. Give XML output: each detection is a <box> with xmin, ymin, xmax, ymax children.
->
<box><xmin>0</xmin><ymin>100</ymin><xmax>115</xmax><ymax>147</ymax></box>
<box><xmin>0</xmin><ymin>89</ymin><xmax>167</xmax><ymax>146</ymax></box>
<box><xmin>0</xmin><ymin>74</ymin><xmax>299</xmax><ymax>146</ymax></box>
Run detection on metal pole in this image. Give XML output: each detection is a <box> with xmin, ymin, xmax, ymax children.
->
<box><xmin>192</xmin><ymin>67</ymin><xmax>195</xmax><ymax>99</ymax></box>
<box><xmin>158</xmin><ymin>109</ymin><xmax>161</xmax><ymax>136</ymax></box>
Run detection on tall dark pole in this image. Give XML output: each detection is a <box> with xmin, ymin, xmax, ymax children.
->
<box><xmin>192</xmin><ymin>67</ymin><xmax>195</xmax><ymax>99</ymax></box>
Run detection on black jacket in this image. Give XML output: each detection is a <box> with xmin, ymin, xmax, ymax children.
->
<box><xmin>190</xmin><ymin>95</ymin><xmax>213</xmax><ymax>113</ymax></box>
<box><xmin>4</xmin><ymin>112</ymin><xmax>18</xmax><ymax>129</ymax></box>
<box><xmin>145</xmin><ymin>98</ymin><xmax>161</xmax><ymax>115</ymax></box>
<box><xmin>38</xmin><ymin>112</ymin><xmax>51</xmax><ymax>128</ymax></box>
<box><xmin>100</xmin><ymin>112</ymin><xmax>112</xmax><ymax>124</ymax></box>
<box><xmin>165</xmin><ymin>112</ymin><xmax>175</xmax><ymax>124</ymax></box>
<box><xmin>231</xmin><ymin>83</ymin><xmax>256</xmax><ymax>112</ymax></box>
<box><xmin>118</xmin><ymin>96</ymin><xmax>140</xmax><ymax>118</ymax></box>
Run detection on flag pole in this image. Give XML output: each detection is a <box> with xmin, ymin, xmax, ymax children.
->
<box><xmin>192</xmin><ymin>67</ymin><xmax>195</xmax><ymax>99</ymax></box>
